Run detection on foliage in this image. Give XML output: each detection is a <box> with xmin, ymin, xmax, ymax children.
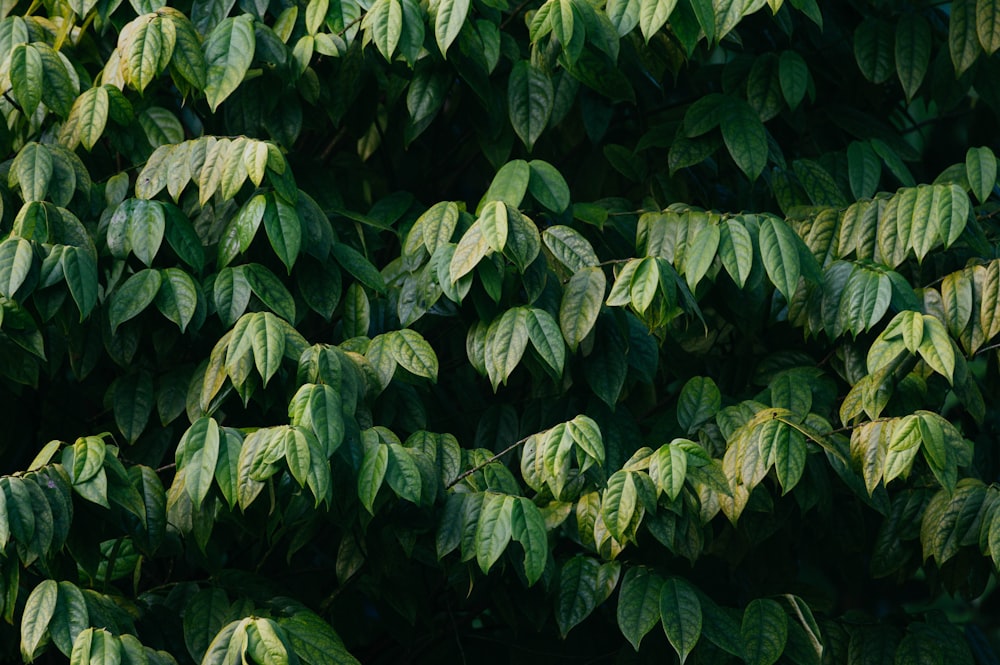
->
<box><xmin>2</xmin><ymin>0</ymin><xmax>1000</xmax><ymax>662</ymax></box>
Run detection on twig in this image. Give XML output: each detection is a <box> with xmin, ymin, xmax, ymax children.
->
<box><xmin>445</xmin><ymin>434</ymin><xmax>532</xmax><ymax>489</ymax></box>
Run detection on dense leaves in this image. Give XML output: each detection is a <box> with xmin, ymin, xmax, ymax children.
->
<box><xmin>1</xmin><ymin>0</ymin><xmax>1000</xmax><ymax>664</ymax></box>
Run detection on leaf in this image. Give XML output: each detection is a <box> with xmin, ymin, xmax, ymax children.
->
<box><xmin>629</xmin><ymin>257</ymin><xmax>659</xmax><ymax>314</ymax></box>
<box><xmin>601</xmin><ymin>470</ymin><xmax>637</xmax><ymax>541</ymax></box>
<box><xmin>204</xmin><ymin>15</ymin><xmax>256</xmax><ymax>111</ymax></box>
<box><xmin>113</xmin><ymin>371</ymin><xmax>154</xmax><ymax>444</ymax></box>
<box><xmin>684</xmin><ymin>221</ymin><xmax>720</xmax><ymax>291</ymax></box>
<box><xmin>478</xmin><ymin>200</ymin><xmax>509</xmax><ymax>253</ymax></box>
<box><xmin>389</xmin><ymin>328</ymin><xmax>439</xmax><ymax>381</ymax></box>
<box><xmin>21</xmin><ymin>579</ymin><xmax>58</xmax><ymax>662</ymax></box>
<box><xmin>617</xmin><ymin>567</ymin><xmax>664</xmax><ymax>651</ymax></box>
<box><xmin>508</xmin><ymin>60</ymin><xmax>554</xmax><ymax>152</ymax></box>
<box><xmin>717</xmin><ymin>219</ymin><xmax>753</xmax><ymax>287</ymax></box>
<box><xmin>264</xmin><ymin>194</ymin><xmax>303</xmax><ymax>273</ymax></box>
<box><xmin>895</xmin><ymin>13</ymin><xmax>931</xmax><ymax>101</ymax></box>
<box><xmin>10</xmin><ymin>44</ymin><xmax>43</xmax><ymax>116</ymax></box>
<box><xmin>659</xmin><ymin>577</ymin><xmax>701</xmax><ymax>664</ymax></box>
<box><xmin>951</xmin><ymin>0</ymin><xmax>979</xmax><ymax>77</ymax></box>
<box><xmin>178</xmin><ymin>417</ymin><xmax>221</xmax><ymax>509</ymax></box>
<box><xmin>434</xmin><ymin>0</ymin><xmax>469</xmax><ymax>55</ymax></box>
<box><xmin>50</xmin><ymin>582</ymin><xmax>88</xmax><ymax>657</ymax></box>
<box><xmin>109</xmin><ymin>269</ymin><xmax>163</xmax><ymax>333</ymax></box>
<box><xmin>365</xmin><ymin>0</ymin><xmax>402</xmax><ymax>60</ymax></box>
<box><xmin>155</xmin><ymin>268</ymin><xmax>199</xmax><ymax>333</ymax></box>
<box><xmin>510</xmin><ymin>497</ymin><xmax>548</xmax><ymax>584</ymax></box>
<box><xmin>12</xmin><ymin>142</ymin><xmax>53</xmax><ymax>204</ymax></box>
<box><xmin>61</xmin><ymin>247</ymin><xmax>99</xmax><ymax>320</ymax></box>
<box><xmin>543</xmin><ymin>225</ymin><xmax>599</xmax><ymax>272</ymax></box>
<box><xmin>250</xmin><ymin>312</ymin><xmax>287</xmax><ymax>386</ymax></box>
<box><xmin>721</xmin><ymin>100</ymin><xmax>767</xmax><ymax>180</ymax></box>
<box><xmin>847</xmin><ymin>141</ymin><xmax>881</xmax><ymax>200</ymax></box>
<box><xmin>525</xmin><ymin>307</ymin><xmax>566</xmax><ymax>377</ymax></box>
<box><xmin>979</xmin><ymin>0</ymin><xmax>1000</xmax><ymax>54</ymax></box>
<box><xmin>528</xmin><ymin>160</ymin><xmax>571</xmax><ymax>212</ymax></box>
<box><xmin>774</xmin><ymin>428</ymin><xmax>807</xmax><ymax>494</ymax></box>
<box><xmin>650</xmin><ymin>442</ymin><xmax>687</xmax><ymax>501</ymax></box>
<box><xmin>244</xmin><ymin>263</ymin><xmax>296</xmax><ymax>322</ymax></box>
<box><xmin>169</xmin><ymin>12</ymin><xmax>208</xmax><ymax>89</ymax></box>
<box><xmin>331</xmin><ymin>243</ymin><xmax>387</xmax><ymax>293</ymax></box>
<box><xmin>127</xmin><ymin>199</ymin><xmax>166</xmax><ymax>267</ymax></box>
<box><xmin>476</xmin><ymin>493</ymin><xmax>513</xmax><ymax>573</ymax></box>
<box><xmin>485</xmin><ymin>307</ymin><xmax>530</xmax><ymax>388</ymax></box>
<box><xmin>855</xmin><ymin>18</ymin><xmax>893</xmax><ymax>83</ymax></box>
<box><xmin>559</xmin><ymin>267</ymin><xmax>606</xmax><ymax>350</ymax></box>
<box><xmin>778</xmin><ymin>50</ymin><xmax>808</xmax><ymax>110</ymax></box>
<box><xmin>965</xmin><ymin>146</ymin><xmax>997</xmax><ymax>203</ymax></box>
<box><xmin>742</xmin><ymin>598</ymin><xmax>788</xmax><ymax>665</ymax></box>
<box><xmin>914</xmin><ymin>328</ymin><xmax>955</xmax><ymax>390</ymax></box>
<box><xmin>639</xmin><ymin>0</ymin><xmax>677</xmax><ymax>42</ymax></box>
<box><xmin>677</xmin><ymin>376</ymin><xmax>721</xmax><ymax>433</ymax></box>
<box><xmin>556</xmin><ymin>556</ymin><xmax>602</xmax><ymax>637</ymax></box>
<box><xmin>0</xmin><ymin>237</ymin><xmax>34</xmax><ymax>298</ymax></box>
<box><xmin>482</xmin><ymin>160</ymin><xmax>530</xmax><ymax>210</ymax></box>
<box><xmin>358</xmin><ymin>438</ymin><xmax>388</xmax><ymax>513</ymax></box>
<box><xmin>758</xmin><ymin>215</ymin><xmax>803</xmax><ymax>300</ymax></box>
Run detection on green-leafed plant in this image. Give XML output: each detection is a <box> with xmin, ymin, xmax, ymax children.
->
<box><xmin>2</xmin><ymin>0</ymin><xmax>1000</xmax><ymax>662</ymax></box>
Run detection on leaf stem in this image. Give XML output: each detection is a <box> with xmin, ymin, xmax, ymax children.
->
<box><xmin>445</xmin><ymin>434</ymin><xmax>532</xmax><ymax>489</ymax></box>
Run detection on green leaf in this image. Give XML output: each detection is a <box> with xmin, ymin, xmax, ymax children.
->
<box><xmin>684</xmin><ymin>221</ymin><xmax>719</xmax><ymax>290</ymax></box>
<box><xmin>917</xmin><ymin>315</ymin><xmax>955</xmax><ymax>382</ymax></box>
<box><xmin>110</xmin><ymin>269</ymin><xmax>162</xmax><ymax>333</ymax></box>
<box><xmin>559</xmin><ymin>267</ymin><xmax>606</xmax><ymax>350</ymax></box>
<box><xmin>485</xmin><ymin>307</ymin><xmax>530</xmax><ymax>388</ymax></box>
<box><xmin>177</xmin><ymin>416</ymin><xmax>221</xmax><ymax>509</ymax></box>
<box><xmin>741</xmin><ymin>598</ymin><xmax>788</xmax><ymax>665</ymax></box>
<box><xmin>774</xmin><ymin>427</ymin><xmax>807</xmax><ymax>494</ymax></box>
<box><xmin>50</xmin><ymin>582</ymin><xmax>88</xmax><ymax>657</ymax></box>
<box><xmin>12</xmin><ymin>142</ymin><xmax>53</xmax><ymax>204</ymax></box>
<box><xmin>21</xmin><ymin>579</ymin><xmax>58</xmax><ymax>662</ymax></box>
<box><xmin>778</xmin><ymin>50</ymin><xmax>808</xmax><ymax>110</ymax></box>
<box><xmin>629</xmin><ymin>257</ymin><xmax>659</xmax><ymax>314</ymax></box>
<box><xmin>476</xmin><ymin>492</ymin><xmax>513</xmax><ymax>572</ymax></box>
<box><xmin>965</xmin><ymin>146</ymin><xmax>997</xmax><ymax>203</ymax></box>
<box><xmin>169</xmin><ymin>12</ymin><xmax>208</xmax><ymax>89</ymax></box>
<box><xmin>358</xmin><ymin>436</ymin><xmax>388</xmax><ymax>513</ymax></box>
<box><xmin>127</xmin><ymin>199</ymin><xmax>166</xmax><ymax>267</ymax></box>
<box><xmin>895</xmin><ymin>13</ymin><xmax>931</xmax><ymax>102</ymax></box>
<box><xmin>113</xmin><ymin>371</ymin><xmax>154</xmax><ymax>444</ymax></box>
<box><xmin>434</xmin><ymin>0</ymin><xmax>469</xmax><ymax>55</ymax></box>
<box><xmin>478</xmin><ymin>200</ymin><xmax>509</xmax><ymax>253</ymax></box>
<box><xmin>542</xmin><ymin>225</ymin><xmax>599</xmax><ymax>272</ymax></box>
<box><xmin>204</xmin><ymin>15</ymin><xmax>256</xmax><ymax>111</ymax></box>
<box><xmin>331</xmin><ymin>242</ymin><xmax>387</xmax><ymax>293</ymax></box>
<box><xmin>758</xmin><ymin>215</ymin><xmax>803</xmax><ymax>300</ymax></box>
<box><xmin>527</xmin><ymin>160</ymin><xmax>571</xmax><ymax>212</ymax></box>
<box><xmin>389</xmin><ymin>328</ymin><xmax>439</xmax><ymax>381</ymax></box>
<box><xmin>847</xmin><ymin>141</ymin><xmax>881</xmax><ymax>200</ymax></box>
<box><xmin>525</xmin><ymin>307</ymin><xmax>566</xmax><ymax>377</ymax></box>
<box><xmin>155</xmin><ymin>268</ymin><xmax>198</xmax><ymax>333</ymax></box>
<box><xmin>951</xmin><ymin>0</ymin><xmax>979</xmax><ymax>76</ymax></box>
<box><xmin>245</xmin><ymin>263</ymin><xmax>296</xmax><ymax>322</ymax></box>
<box><xmin>250</xmin><ymin>312</ymin><xmax>287</xmax><ymax>386</ymax></box>
<box><xmin>71</xmin><ymin>628</ymin><xmax>122</xmax><ymax>665</ymax></box>
<box><xmin>10</xmin><ymin>44</ymin><xmax>43</xmax><ymax>116</ymax></box>
<box><xmin>511</xmin><ymin>497</ymin><xmax>548</xmax><ymax>584</ymax></box>
<box><xmin>508</xmin><ymin>60</ymin><xmax>554</xmax><ymax>152</ymax></box>
<box><xmin>365</xmin><ymin>0</ymin><xmax>402</xmax><ymax>60</ymax></box>
<box><xmin>721</xmin><ymin>101</ymin><xmax>767</xmax><ymax>180</ymax></box>
<box><xmin>650</xmin><ymin>442</ymin><xmax>687</xmax><ymax>501</ymax></box>
<box><xmin>262</xmin><ymin>194</ymin><xmax>301</xmax><ymax>273</ymax></box>
<box><xmin>61</xmin><ymin>247</ymin><xmax>98</xmax><ymax>320</ymax></box>
<box><xmin>677</xmin><ymin>376</ymin><xmax>721</xmax><ymax>432</ymax></box>
<box><xmin>601</xmin><ymin>470</ymin><xmax>637</xmax><ymax>541</ymax></box>
<box><xmin>556</xmin><ymin>556</ymin><xmax>602</xmax><ymax>637</ymax></box>
<box><xmin>0</xmin><ymin>236</ymin><xmax>34</xmax><ymax>298</ymax></box>
<box><xmin>617</xmin><ymin>567</ymin><xmax>664</xmax><ymax>651</ymax></box>
<box><xmin>482</xmin><ymin>160</ymin><xmax>530</xmax><ymax>210</ymax></box>
<box><xmin>717</xmin><ymin>218</ymin><xmax>753</xmax><ymax>287</ymax></box>
<box><xmin>855</xmin><ymin>18</ymin><xmax>893</xmax><ymax>83</ymax></box>
<box><xmin>660</xmin><ymin>577</ymin><xmax>701</xmax><ymax>664</ymax></box>
<box><xmin>638</xmin><ymin>0</ymin><xmax>677</xmax><ymax>42</ymax></box>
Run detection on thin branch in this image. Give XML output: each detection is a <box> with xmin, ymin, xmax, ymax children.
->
<box><xmin>500</xmin><ymin>0</ymin><xmax>533</xmax><ymax>29</ymax></box>
<box><xmin>445</xmin><ymin>434</ymin><xmax>532</xmax><ymax>489</ymax></box>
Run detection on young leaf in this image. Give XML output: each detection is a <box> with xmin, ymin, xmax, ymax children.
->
<box><xmin>21</xmin><ymin>579</ymin><xmax>58</xmax><ymax>662</ymax></box>
<box><xmin>434</xmin><ymin>0</ymin><xmax>469</xmax><ymax>55</ymax></box>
